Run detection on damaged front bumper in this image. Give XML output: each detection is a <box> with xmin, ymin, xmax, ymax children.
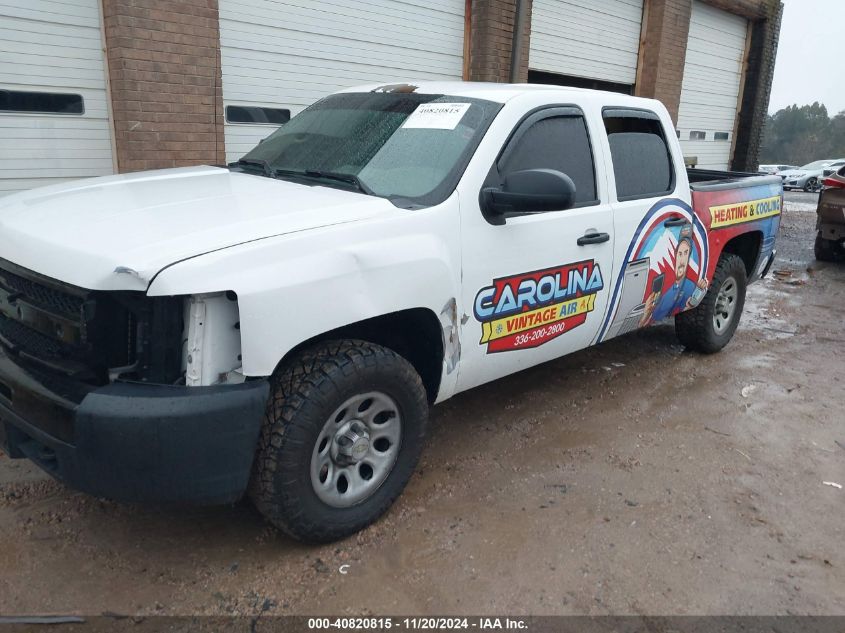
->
<box><xmin>0</xmin><ymin>348</ymin><xmax>269</xmax><ymax>505</ymax></box>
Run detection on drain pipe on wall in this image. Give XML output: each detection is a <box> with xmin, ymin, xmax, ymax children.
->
<box><xmin>509</xmin><ymin>0</ymin><xmax>529</xmax><ymax>83</ymax></box>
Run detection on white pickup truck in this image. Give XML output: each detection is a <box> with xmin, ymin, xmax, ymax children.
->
<box><xmin>0</xmin><ymin>83</ymin><xmax>782</xmax><ymax>542</ymax></box>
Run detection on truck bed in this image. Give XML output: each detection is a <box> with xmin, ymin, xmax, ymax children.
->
<box><xmin>687</xmin><ymin>168</ymin><xmax>782</xmax><ymax>192</ymax></box>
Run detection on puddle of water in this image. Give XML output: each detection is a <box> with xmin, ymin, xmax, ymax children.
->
<box><xmin>735</xmin><ymin>351</ymin><xmax>778</xmax><ymax>370</ymax></box>
<box><xmin>743</xmin><ymin>281</ymin><xmax>797</xmax><ymax>340</ymax></box>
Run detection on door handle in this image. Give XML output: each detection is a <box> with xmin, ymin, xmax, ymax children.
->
<box><xmin>664</xmin><ymin>217</ymin><xmax>688</xmax><ymax>227</ymax></box>
<box><xmin>577</xmin><ymin>232</ymin><xmax>610</xmax><ymax>246</ymax></box>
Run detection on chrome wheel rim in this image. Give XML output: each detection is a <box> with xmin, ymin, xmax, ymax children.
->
<box><xmin>310</xmin><ymin>392</ymin><xmax>402</xmax><ymax>508</ymax></box>
<box><xmin>713</xmin><ymin>276</ymin><xmax>738</xmax><ymax>334</ymax></box>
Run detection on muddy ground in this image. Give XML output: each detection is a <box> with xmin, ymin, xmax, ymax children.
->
<box><xmin>0</xmin><ymin>192</ymin><xmax>843</xmax><ymax>616</ymax></box>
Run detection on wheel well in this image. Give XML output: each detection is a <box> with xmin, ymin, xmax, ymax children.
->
<box><xmin>276</xmin><ymin>308</ymin><xmax>444</xmax><ymax>403</ymax></box>
<box><xmin>720</xmin><ymin>231</ymin><xmax>762</xmax><ymax>277</ymax></box>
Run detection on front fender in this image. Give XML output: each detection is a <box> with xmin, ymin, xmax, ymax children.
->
<box><xmin>147</xmin><ymin>203</ymin><xmax>462</xmax><ymax>379</ymax></box>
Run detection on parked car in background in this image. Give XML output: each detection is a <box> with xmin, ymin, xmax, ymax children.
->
<box><xmin>759</xmin><ymin>164</ymin><xmax>797</xmax><ymax>175</ymax></box>
<box><xmin>816</xmin><ymin>165</ymin><xmax>845</xmax><ymax>261</ymax></box>
<box><xmin>778</xmin><ymin>160</ymin><xmax>839</xmax><ymax>192</ymax></box>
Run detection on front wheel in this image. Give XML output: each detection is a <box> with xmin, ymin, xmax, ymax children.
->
<box><xmin>675</xmin><ymin>254</ymin><xmax>747</xmax><ymax>353</ymax></box>
<box><xmin>803</xmin><ymin>177</ymin><xmax>820</xmax><ymax>193</ymax></box>
<box><xmin>249</xmin><ymin>340</ymin><xmax>429</xmax><ymax>543</ymax></box>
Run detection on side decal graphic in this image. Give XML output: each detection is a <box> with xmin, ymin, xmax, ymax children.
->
<box><xmin>599</xmin><ymin>185</ymin><xmax>782</xmax><ymax>345</ymax></box>
<box><xmin>709</xmin><ymin>195</ymin><xmax>781</xmax><ymax>228</ymax></box>
<box><xmin>598</xmin><ymin>198</ymin><xmax>709</xmax><ymax>343</ymax></box>
<box><xmin>473</xmin><ymin>260</ymin><xmax>604</xmax><ymax>353</ymax></box>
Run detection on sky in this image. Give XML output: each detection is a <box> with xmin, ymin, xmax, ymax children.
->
<box><xmin>768</xmin><ymin>0</ymin><xmax>845</xmax><ymax>115</ymax></box>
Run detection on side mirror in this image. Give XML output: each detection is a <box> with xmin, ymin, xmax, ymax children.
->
<box><xmin>481</xmin><ymin>169</ymin><xmax>576</xmax><ymax>224</ymax></box>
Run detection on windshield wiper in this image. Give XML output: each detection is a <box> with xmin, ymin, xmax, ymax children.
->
<box><xmin>232</xmin><ymin>157</ymin><xmax>274</xmax><ymax>178</ymax></box>
<box><xmin>304</xmin><ymin>170</ymin><xmax>374</xmax><ymax>195</ymax></box>
<box><xmin>273</xmin><ymin>168</ymin><xmax>374</xmax><ymax>195</ymax></box>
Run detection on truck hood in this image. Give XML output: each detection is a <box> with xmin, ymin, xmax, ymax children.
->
<box><xmin>0</xmin><ymin>166</ymin><xmax>397</xmax><ymax>291</ymax></box>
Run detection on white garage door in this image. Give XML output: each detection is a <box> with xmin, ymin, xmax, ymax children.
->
<box><xmin>0</xmin><ymin>0</ymin><xmax>114</xmax><ymax>196</ymax></box>
<box><xmin>219</xmin><ymin>0</ymin><xmax>466</xmax><ymax>163</ymax></box>
<box><xmin>529</xmin><ymin>0</ymin><xmax>644</xmax><ymax>85</ymax></box>
<box><xmin>677</xmin><ymin>1</ymin><xmax>748</xmax><ymax>170</ymax></box>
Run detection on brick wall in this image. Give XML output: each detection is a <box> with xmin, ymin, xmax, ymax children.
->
<box><xmin>635</xmin><ymin>0</ymin><xmax>693</xmax><ymax>124</ymax></box>
<box><xmin>97</xmin><ymin>0</ymin><xmax>779</xmax><ymax>173</ymax></box>
<box><xmin>102</xmin><ymin>0</ymin><xmax>225</xmax><ymax>173</ymax></box>
<box><xmin>701</xmin><ymin>0</ymin><xmax>766</xmax><ymax>19</ymax></box>
<box><xmin>730</xmin><ymin>0</ymin><xmax>783</xmax><ymax>171</ymax></box>
<box><xmin>467</xmin><ymin>0</ymin><xmax>532</xmax><ymax>83</ymax></box>
<box><xmin>634</xmin><ymin>0</ymin><xmax>782</xmax><ymax>168</ymax></box>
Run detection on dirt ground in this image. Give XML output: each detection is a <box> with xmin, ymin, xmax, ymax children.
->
<box><xmin>1</xmin><ymin>192</ymin><xmax>843</xmax><ymax>617</ymax></box>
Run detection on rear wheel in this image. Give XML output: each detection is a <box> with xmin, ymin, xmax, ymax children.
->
<box><xmin>675</xmin><ymin>254</ymin><xmax>747</xmax><ymax>353</ymax></box>
<box><xmin>814</xmin><ymin>232</ymin><xmax>842</xmax><ymax>261</ymax></box>
<box><xmin>249</xmin><ymin>340</ymin><xmax>429</xmax><ymax>543</ymax></box>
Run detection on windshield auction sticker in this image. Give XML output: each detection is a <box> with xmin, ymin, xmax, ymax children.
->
<box><xmin>473</xmin><ymin>260</ymin><xmax>604</xmax><ymax>353</ymax></box>
<box><xmin>402</xmin><ymin>102</ymin><xmax>471</xmax><ymax>129</ymax></box>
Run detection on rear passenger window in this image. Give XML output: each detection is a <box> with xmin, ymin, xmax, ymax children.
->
<box><xmin>603</xmin><ymin>109</ymin><xmax>674</xmax><ymax>200</ymax></box>
<box><xmin>499</xmin><ymin>114</ymin><xmax>597</xmax><ymax>205</ymax></box>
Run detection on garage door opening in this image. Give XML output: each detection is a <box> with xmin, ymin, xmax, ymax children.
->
<box><xmin>528</xmin><ymin>70</ymin><xmax>633</xmax><ymax>95</ymax></box>
<box><xmin>677</xmin><ymin>1</ymin><xmax>749</xmax><ymax>170</ymax></box>
<box><xmin>218</xmin><ymin>0</ymin><xmax>466</xmax><ymax>164</ymax></box>
<box><xmin>528</xmin><ymin>0</ymin><xmax>644</xmax><ymax>89</ymax></box>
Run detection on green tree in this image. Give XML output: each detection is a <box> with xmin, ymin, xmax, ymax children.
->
<box><xmin>760</xmin><ymin>103</ymin><xmax>845</xmax><ymax>166</ymax></box>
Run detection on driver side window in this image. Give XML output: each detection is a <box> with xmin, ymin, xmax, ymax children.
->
<box><xmin>498</xmin><ymin>114</ymin><xmax>598</xmax><ymax>206</ymax></box>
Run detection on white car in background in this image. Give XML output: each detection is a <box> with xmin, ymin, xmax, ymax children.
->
<box><xmin>778</xmin><ymin>160</ymin><xmax>840</xmax><ymax>192</ymax></box>
<box><xmin>759</xmin><ymin>164</ymin><xmax>797</xmax><ymax>175</ymax></box>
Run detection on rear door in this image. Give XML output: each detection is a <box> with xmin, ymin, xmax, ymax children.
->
<box><xmin>457</xmin><ymin>106</ymin><xmax>614</xmax><ymax>391</ymax></box>
<box><xmin>595</xmin><ymin>107</ymin><xmax>709</xmax><ymax>344</ymax></box>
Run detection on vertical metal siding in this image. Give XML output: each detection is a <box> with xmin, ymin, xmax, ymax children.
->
<box><xmin>677</xmin><ymin>1</ymin><xmax>748</xmax><ymax>170</ymax></box>
<box><xmin>0</xmin><ymin>0</ymin><xmax>114</xmax><ymax>196</ymax></box>
<box><xmin>219</xmin><ymin>0</ymin><xmax>466</xmax><ymax>163</ymax></box>
<box><xmin>528</xmin><ymin>0</ymin><xmax>644</xmax><ymax>85</ymax></box>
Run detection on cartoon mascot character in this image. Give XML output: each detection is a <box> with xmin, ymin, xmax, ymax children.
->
<box><xmin>640</xmin><ymin>225</ymin><xmax>709</xmax><ymax>327</ymax></box>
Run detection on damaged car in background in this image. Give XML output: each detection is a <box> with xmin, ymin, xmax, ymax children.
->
<box><xmin>0</xmin><ymin>83</ymin><xmax>782</xmax><ymax>543</ymax></box>
<box><xmin>815</xmin><ymin>164</ymin><xmax>845</xmax><ymax>261</ymax></box>
<box><xmin>778</xmin><ymin>159</ymin><xmax>843</xmax><ymax>192</ymax></box>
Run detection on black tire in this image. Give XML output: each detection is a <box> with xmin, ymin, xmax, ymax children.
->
<box><xmin>803</xmin><ymin>178</ymin><xmax>818</xmax><ymax>193</ymax></box>
<box><xmin>249</xmin><ymin>339</ymin><xmax>429</xmax><ymax>543</ymax></box>
<box><xmin>675</xmin><ymin>254</ymin><xmax>747</xmax><ymax>354</ymax></box>
<box><xmin>814</xmin><ymin>232</ymin><xmax>842</xmax><ymax>262</ymax></box>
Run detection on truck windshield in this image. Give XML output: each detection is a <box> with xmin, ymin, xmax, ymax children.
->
<box><xmin>236</xmin><ymin>92</ymin><xmax>501</xmax><ymax>207</ymax></box>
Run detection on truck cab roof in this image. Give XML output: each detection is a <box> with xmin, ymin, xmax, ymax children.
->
<box><xmin>337</xmin><ymin>81</ymin><xmax>664</xmax><ymax>110</ymax></box>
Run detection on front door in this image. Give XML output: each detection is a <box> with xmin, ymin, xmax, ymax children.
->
<box><xmin>457</xmin><ymin>106</ymin><xmax>615</xmax><ymax>392</ymax></box>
